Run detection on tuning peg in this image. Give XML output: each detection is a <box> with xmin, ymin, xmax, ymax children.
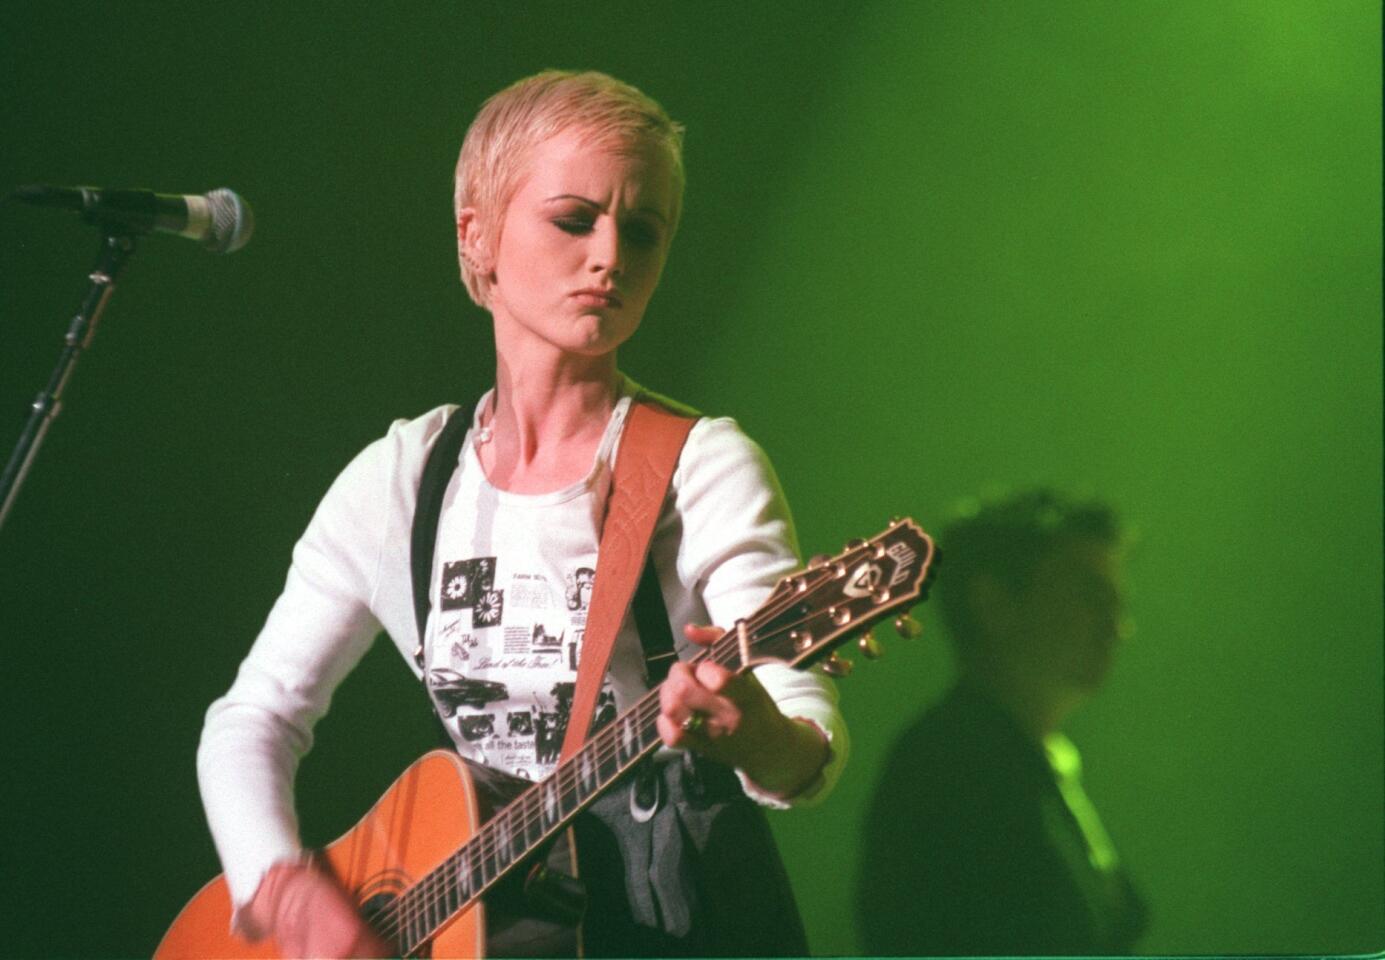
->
<box><xmin>819</xmin><ymin>653</ymin><xmax>853</xmax><ymax>678</ymax></box>
<box><xmin>857</xmin><ymin>631</ymin><xmax>882</xmax><ymax>659</ymax></box>
<box><xmin>808</xmin><ymin>553</ymin><xmax>831</xmax><ymax>568</ymax></box>
<box><xmin>893</xmin><ymin>614</ymin><xmax>923</xmax><ymax>640</ymax></box>
<box><xmin>413</xmin><ymin>643</ymin><xmax>426</xmax><ymax>669</ymax></box>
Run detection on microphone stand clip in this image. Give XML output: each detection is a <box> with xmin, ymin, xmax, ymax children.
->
<box><xmin>0</xmin><ymin>232</ymin><xmax>138</xmax><ymax>533</ymax></box>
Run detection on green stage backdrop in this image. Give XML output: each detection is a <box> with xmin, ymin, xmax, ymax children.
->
<box><xmin>0</xmin><ymin>2</ymin><xmax>1379</xmax><ymax>956</ymax></box>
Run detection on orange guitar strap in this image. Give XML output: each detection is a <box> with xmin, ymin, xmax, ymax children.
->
<box><xmin>559</xmin><ymin>399</ymin><xmax>697</xmax><ymax>762</ymax></box>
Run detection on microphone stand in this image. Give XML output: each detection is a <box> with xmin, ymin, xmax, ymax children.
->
<box><xmin>0</xmin><ymin>232</ymin><xmax>137</xmax><ymax>533</ymax></box>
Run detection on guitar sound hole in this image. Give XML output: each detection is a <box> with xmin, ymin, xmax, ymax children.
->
<box><xmin>359</xmin><ymin>892</ymin><xmax>397</xmax><ymax>927</ymax></box>
<box><xmin>358</xmin><ymin>892</ymin><xmax>432</xmax><ymax>958</ymax></box>
<box><xmin>355</xmin><ymin>867</ymin><xmax>411</xmax><ymax>934</ymax></box>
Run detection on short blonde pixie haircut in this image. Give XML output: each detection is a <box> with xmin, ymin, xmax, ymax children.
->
<box><xmin>454</xmin><ymin>69</ymin><xmax>686</xmax><ymax>308</ymax></box>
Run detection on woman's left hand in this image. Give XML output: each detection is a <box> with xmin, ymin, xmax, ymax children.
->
<box><xmin>656</xmin><ymin>624</ymin><xmax>830</xmax><ymax>798</ymax></box>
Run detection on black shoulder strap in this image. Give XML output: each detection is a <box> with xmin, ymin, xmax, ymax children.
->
<box><xmin>626</xmin><ymin>394</ymin><xmax>697</xmax><ymax>687</ymax></box>
<box><xmin>411</xmin><ymin>404</ymin><xmax>477</xmax><ymax>651</ymax></box>
<box><xmin>632</xmin><ymin>557</ymin><xmax>678</xmax><ymax>685</ymax></box>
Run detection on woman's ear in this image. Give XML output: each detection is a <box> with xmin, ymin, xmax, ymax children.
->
<box><xmin>456</xmin><ymin>207</ymin><xmax>494</xmax><ymax>276</ymax></box>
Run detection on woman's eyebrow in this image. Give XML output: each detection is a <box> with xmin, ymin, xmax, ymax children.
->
<box><xmin>546</xmin><ymin>193</ymin><xmax>598</xmax><ymax>206</ymax></box>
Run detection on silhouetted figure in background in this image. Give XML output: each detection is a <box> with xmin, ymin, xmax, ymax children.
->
<box><xmin>856</xmin><ymin>490</ymin><xmax>1148</xmax><ymax>955</ymax></box>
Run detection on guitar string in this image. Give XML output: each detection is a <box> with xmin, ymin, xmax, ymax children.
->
<box><xmin>373</xmin><ymin>554</ymin><xmax>894</xmax><ymax>950</ymax></box>
<box><xmin>377</xmin><ymin>545</ymin><xmax>916</xmax><ymax>952</ymax></box>
<box><xmin>375</xmin><ymin>547</ymin><xmax>912</xmax><ymax>948</ymax></box>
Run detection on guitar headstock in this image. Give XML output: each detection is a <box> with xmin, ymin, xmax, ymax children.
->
<box><xmin>739</xmin><ymin>518</ymin><xmax>938</xmax><ymax>674</ymax></box>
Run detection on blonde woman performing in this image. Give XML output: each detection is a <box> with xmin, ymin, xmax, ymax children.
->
<box><xmin>193</xmin><ymin>71</ymin><xmax>847</xmax><ymax>958</ymax></box>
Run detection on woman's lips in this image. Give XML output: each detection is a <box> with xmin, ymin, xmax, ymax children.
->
<box><xmin>571</xmin><ymin>288</ymin><xmax>622</xmax><ymax>308</ymax></box>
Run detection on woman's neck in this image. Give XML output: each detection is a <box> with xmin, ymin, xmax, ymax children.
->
<box><xmin>479</xmin><ymin>350</ymin><xmax>622</xmax><ymax>493</ymax></box>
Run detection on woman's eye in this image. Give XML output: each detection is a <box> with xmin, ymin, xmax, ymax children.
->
<box><xmin>553</xmin><ymin>217</ymin><xmax>593</xmax><ymax>235</ymax></box>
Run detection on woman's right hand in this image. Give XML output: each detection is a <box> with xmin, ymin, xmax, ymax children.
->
<box><xmin>244</xmin><ymin>859</ymin><xmax>392</xmax><ymax>958</ymax></box>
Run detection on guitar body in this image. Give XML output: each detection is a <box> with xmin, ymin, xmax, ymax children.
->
<box><xmin>156</xmin><ymin>751</ymin><xmax>487</xmax><ymax>959</ymax></box>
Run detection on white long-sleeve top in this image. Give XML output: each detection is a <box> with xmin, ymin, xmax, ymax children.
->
<box><xmin>198</xmin><ymin>379</ymin><xmax>848</xmax><ymax>911</ymax></box>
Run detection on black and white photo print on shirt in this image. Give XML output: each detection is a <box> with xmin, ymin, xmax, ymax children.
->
<box><xmin>440</xmin><ymin>557</ymin><xmax>497</xmax><ymax>612</ymax></box>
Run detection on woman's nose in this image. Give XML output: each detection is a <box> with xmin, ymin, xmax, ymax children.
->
<box><xmin>589</xmin><ymin>220</ymin><xmax>623</xmax><ymax>276</ymax></box>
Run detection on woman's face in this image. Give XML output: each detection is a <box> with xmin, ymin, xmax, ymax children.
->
<box><xmin>475</xmin><ymin>127</ymin><xmax>677</xmax><ymax>360</ymax></box>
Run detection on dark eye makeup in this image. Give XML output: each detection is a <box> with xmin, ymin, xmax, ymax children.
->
<box><xmin>624</xmin><ymin>220</ymin><xmax>660</xmax><ymax>247</ymax></box>
<box><xmin>552</xmin><ymin>216</ymin><xmax>594</xmax><ymax>235</ymax></box>
<box><xmin>550</xmin><ymin>214</ymin><xmax>661</xmax><ymax>248</ymax></box>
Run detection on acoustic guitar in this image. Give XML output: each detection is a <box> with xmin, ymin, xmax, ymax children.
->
<box><xmin>155</xmin><ymin>519</ymin><xmax>936</xmax><ymax>958</ymax></box>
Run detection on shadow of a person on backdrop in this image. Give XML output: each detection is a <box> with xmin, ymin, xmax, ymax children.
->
<box><xmin>855</xmin><ymin>489</ymin><xmax>1148</xmax><ymax>955</ymax></box>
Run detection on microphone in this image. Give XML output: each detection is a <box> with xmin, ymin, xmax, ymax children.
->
<box><xmin>10</xmin><ymin>184</ymin><xmax>255</xmax><ymax>254</ymax></box>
